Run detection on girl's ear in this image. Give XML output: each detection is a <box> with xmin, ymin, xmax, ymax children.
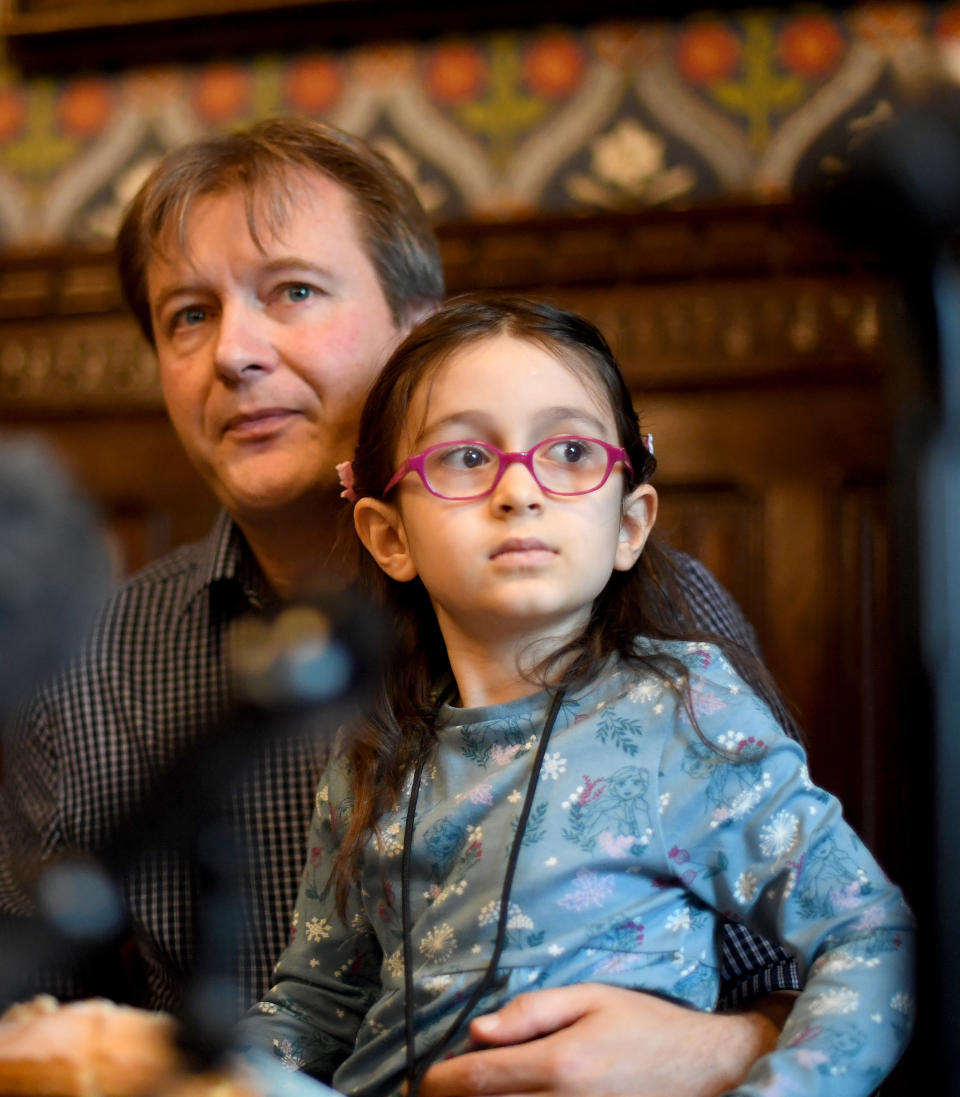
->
<box><xmin>353</xmin><ymin>498</ymin><xmax>418</xmax><ymax>582</ymax></box>
<box><xmin>614</xmin><ymin>484</ymin><xmax>658</xmax><ymax>572</ymax></box>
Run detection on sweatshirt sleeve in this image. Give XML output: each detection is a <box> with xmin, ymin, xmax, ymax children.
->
<box><xmin>654</xmin><ymin>646</ymin><xmax>914</xmax><ymax>1097</ymax></box>
<box><xmin>236</xmin><ymin>750</ymin><xmax>383</xmax><ymax>1081</ymax></box>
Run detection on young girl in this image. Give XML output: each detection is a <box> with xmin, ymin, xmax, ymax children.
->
<box><xmin>241</xmin><ymin>296</ymin><xmax>914</xmax><ymax>1096</ymax></box>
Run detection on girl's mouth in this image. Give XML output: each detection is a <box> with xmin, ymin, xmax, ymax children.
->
<box><xmin>490</xmin><ymin>538</ymin><xmax>556</xmax><ymax>560</ymax></box>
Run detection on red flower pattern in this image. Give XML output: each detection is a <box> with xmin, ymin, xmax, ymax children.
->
<box><xmin>194</xmin><ymin>63</ymin><xmax>251</xmax><ymax>122</ymax></box>
<box><xmin>285</xmin><ymin>54</ymin><xmax>342</xmax><ymax>114</ymax></box>
<box><xmin>0</xmin><ymin>89</ymin><xmax>26</xmax><ymax>144</ymax></box>
<box><xmin>779</xmin><ymin>15</ymin><xmax>846</xmax><ymax>77</ymax></box>
<box><xmin>427</xmin><ymin>42</ymin><xmax>488</xmax><ymax>104</ymax></box>
<box><xmin>58</xmin><ymin>78</ymin><xmax>113</xmax><ymax>138</ymax></box>
<box><xmin>675</xmin><ymin>22</ymin><xmax>742</xmax><ymax>85</ymax></box>
<box><xmin>523</xmin><ymin>33</ymin><xmax>585</xmax><ymax>98</ymax></box>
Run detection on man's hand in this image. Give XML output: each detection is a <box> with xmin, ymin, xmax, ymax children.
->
<box><xmin>417</xmin><ymin>983</ymin><xmax>791</xmax><ymax>1097</ymax></box>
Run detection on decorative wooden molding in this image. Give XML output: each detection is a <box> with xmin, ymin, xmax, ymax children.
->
<box><xmin>0</xmin><ymin>204</ymin><xmax>897</xmax><ymax>413</ymax></box>
<box><xmin>0</xmin><ymin>0</ymin><xmax>767</xmax><ymax>69</ymax></box>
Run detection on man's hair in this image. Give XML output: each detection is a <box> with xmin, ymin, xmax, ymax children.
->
<box><xmin>115</xmin><ymin>116</ymin><xmax>445</xmax><ymax>345</ymax></box>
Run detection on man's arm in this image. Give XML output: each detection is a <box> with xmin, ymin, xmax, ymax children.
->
<box><xmin>666</xmin><ymin>547</ymin><xmax>802</xmax><ymax>745</ymax></box>
<box><xmin>417</xmin><ymin>983</ymin><xmax>791</xmax><ymax>1097</ymax></box>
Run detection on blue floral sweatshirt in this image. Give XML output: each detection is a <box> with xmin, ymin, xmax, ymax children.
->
<box><xmin>239</xmin><ymin>639</ymin><xmax>914</xmax><ymax>1097</ymax></box>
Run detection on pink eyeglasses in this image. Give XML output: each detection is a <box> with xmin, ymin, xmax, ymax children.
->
<box><xmin>382</xmin><ymin>435</ymin><xmax>634</xmax><ymax>501</ymax></box>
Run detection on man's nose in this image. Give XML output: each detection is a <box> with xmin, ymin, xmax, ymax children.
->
<box><xmin>213</xmin><ymin>300</ymin><xmax>277</xmax><ymax>383</ymax></box>
<box><xmin>491</xmin><ymin>457</ymin><xmax>543</xmax><ymax>512</ymax></box>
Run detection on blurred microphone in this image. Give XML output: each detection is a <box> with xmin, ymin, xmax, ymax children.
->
<box><xmin>0</xmin><ymin>433</ymin><xmax>113</xmax><ymax>729</ymax></box>
<box><xmin>163</xmin><ymin>591</ymin><xmax>387</xmax><ymax>1065</ymax></box>
<box><xmin>2</xmin><ymin>586</ymin><xmax>386</xmax><ymax>1061</ymax></box>
<box><xmin>815</xmin><ymin>83</ymin><xmax>960</xmax><ymax>1093</ymax></box>
<box><xmin>228</xmin><ymin>591</ymin><xmax>385</xmax><ymax>716</ymax></box>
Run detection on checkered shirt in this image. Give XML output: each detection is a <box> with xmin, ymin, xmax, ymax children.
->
<box><xmin>0</xmin><ymin>514</ymin><xmax>798</xmax><ymax>1013</ymax></box>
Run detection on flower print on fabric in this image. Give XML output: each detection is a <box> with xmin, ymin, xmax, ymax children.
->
<box><xmin>681</xmin><ymin>736</ymin><xmax>768</xmax><ymax>824</ymax></box>
<box><xmin>385</xmin><ymin>947</ymin><xmax>404</xmax><ymax>980</ymax></box>
<box><xmin>458</xmin><ymin>715</ymin><xmax>531</xmax><ymax>767</ymax></box>
<box><xmin>378</xmin><ymin>821</ymin><xmax>404</xmax><ymax>858</ymax></box>
<box><xmin>541</xmin><ymin>751</ymin><xmax>567</xmax><ymax>780</ymax></box>
<box><xmin>796</xmin><ymin>835</ymin><xmax>875</xmax><ymax>920</ymax></box>
<box><xmin>420</xmin><ymin>922</ymin><xmax>457</xmax><ymax>963</ymax></box>
<box><xmin>518</xmin><ymin>801</ymin><xmax>549</xmax><ymax>847</ymax></box>
<box><xmin>627</xmin><ymin>678</ymin><xmax>662</xmax><ymax>705</ymax></box>
<box><xmin>759</xmin><ymin>810</ymin><xmax>801</xmax><ymax>861</ymax></box>
<box><xmin>557</xmin><ymin>867</ymin><xmax>616</xmax><ymax>911</ymax></box>
<box><xmin>477</xmin><ymin>899</ymin><xmax>543</xmax><ymax>949</ymax></box>
<box><xmin>593</xmin><ymin>702</ymin><xmax>645</xmax><ymax>756</ymax></box>
<box><xmin>273</xmin><ymin>1036</ymin><xmax>307</xmax><ymax>1069</ymax></box>
<box><xmin>562</xmin><ymin>765</ymin><xmax>652</xmax><ymax>854</ymax></box>
<box><xmin>589</xmin><ymin>917</ymin><xmax>645</xmax><ymax>952</ymax></box>
<box><xmin>244</xmin><ymin>640</ymin><xmax>914</xmax><ymax>1097</ymax></box>
<box><xmin>672</xmin><ymin>959</ymin><xmax>718</xmax><ymax>1012</ymax></box>
<box><xmin>423</xmin><ymin>817</ymin><xmax>468</xmax><ymax>878</ymax></box>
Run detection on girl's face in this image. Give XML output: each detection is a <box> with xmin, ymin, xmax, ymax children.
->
<box><xmin>355</xmin><ymin>333</ymin><xmax>657</xmax><ymax>653</ymax></box>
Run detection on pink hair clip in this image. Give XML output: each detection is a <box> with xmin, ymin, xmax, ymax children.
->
<box><xmin>643</xmin><ymin>433</ymin><xmax>654</xmax><ymax>456</ymax></box>
<box><xmin>335</xmin><ymin>460</ymin><xmax>358</xmax><ymax>503</ymax></box>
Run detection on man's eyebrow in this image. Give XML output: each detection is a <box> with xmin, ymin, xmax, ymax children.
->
<box><xmin>150</xmin><ymin>259</ymin><xmax>333</xmax><ymax>315</ymax></box>
<box><xmin>150</xmin><ymin>281</ymin><xmax>200</xmax><ymax>317</ymax></box>
<box><xmin>259</xmin><ymin>258</ymin><xmax>331</xmax><ymax>276</ymax></box>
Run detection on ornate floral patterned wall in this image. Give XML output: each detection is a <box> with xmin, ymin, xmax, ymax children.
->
<box><xmin>0</xmin><ymin>3</ymin><xmax>958</xmax><ymax>247</ymax></box>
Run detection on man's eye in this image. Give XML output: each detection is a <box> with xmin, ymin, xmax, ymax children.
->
<box><xmin>172</xmin><ymin>306</ymin><xmax>207</xmax><ymax>330</ymax></box>
<box><xmin>283</xmin><ymin>284</ymin><xmax>313</xmax><ymax>303</ymax></box>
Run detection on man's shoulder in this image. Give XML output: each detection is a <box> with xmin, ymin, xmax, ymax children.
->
<box><xmin>663</xmin><ymin>545</ymin><xmax>722</xmax><ymax>590</ymax></box>
<box><xmin>98</xmin><ymin>538</ymin><xmax>211</xmax><ymax>619</ymax></box>
<box><xmin>118</xmin><ymin>537</ymin><xmax>210</xmax><ymax>590</ymax></box>
<box><xmin>658</xmin><ymin>544</ymin><xmax>759</xmax><ymax>655</ymax></box>
<box><xmin>17</xmin><ymin>528</ymin><xmax>233</xmax><ymax>725</ymax></box>
<box><xmin>99</xmin><ymin>514</ymin><xmax>240</xmax><ymax>622</ymax></box>
<box><xmin>77</xmin><ymin>520</ymin><xmax>244</xmax><ymax>663</ymax></box>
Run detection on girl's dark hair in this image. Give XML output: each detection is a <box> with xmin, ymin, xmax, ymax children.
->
<box><xmin>331</xmin><ymin>292</ymin><xmax>791</xmax><ymax>913</ymax></box>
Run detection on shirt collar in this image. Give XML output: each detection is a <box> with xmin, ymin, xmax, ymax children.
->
<box><xmin>182</xmin><ymin>509</ymin><xmax>277</xmax><ymax>615</ymax></box>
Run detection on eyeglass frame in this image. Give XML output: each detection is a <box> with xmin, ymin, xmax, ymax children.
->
<box><xmin>381</xmin><ymin>435</ymin><xmax>635</xmax><ymax>501</ymax></box>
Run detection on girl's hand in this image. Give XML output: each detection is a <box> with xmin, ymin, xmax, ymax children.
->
<box><xmin>416</xmin><ymin>983</ymin><xmax>789</xmax><ymax>1097</ymax></box>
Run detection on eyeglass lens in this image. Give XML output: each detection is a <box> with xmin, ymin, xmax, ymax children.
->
<box><xmin>423</xmin><ymin>437</ymin><xmax>613</xmax><ymax>498</ymax></box>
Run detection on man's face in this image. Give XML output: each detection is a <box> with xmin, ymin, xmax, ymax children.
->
<box><xmin>146</xmin><ymin>173</ymin><xmax>405</xmax><ymax>523</ymax></box>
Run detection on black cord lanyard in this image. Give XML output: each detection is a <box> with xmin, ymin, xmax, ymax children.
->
<box><xmin>401</xmin><ymin>688</ymin><xmax>567</xmax><ymax>1096</ymax></box>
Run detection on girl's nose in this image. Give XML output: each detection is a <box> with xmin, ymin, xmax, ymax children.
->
<box><xmin>490</xmin><ymin>459</ymin><xmax>543</xmax><ymax>513</ymax></box>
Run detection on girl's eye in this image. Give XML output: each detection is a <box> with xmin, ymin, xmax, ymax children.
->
<box><xmin>441</xmin><ymin>445</ymin><xmax>491</xmax><ymax>471</ymax></box>
<box><xmin>548</xmin><ymin>438</ymin><xmax>593</xmax><ymax>464</ymax></box>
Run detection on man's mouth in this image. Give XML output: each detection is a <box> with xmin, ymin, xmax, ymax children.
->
<box><xmin>223</xmin><ymin>408</ymin><xmax>298</xmax><ymax>438</ymax></box>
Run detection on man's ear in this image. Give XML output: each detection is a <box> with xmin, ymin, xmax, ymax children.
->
<box><xmin>614</xmin><ymin>484</ymin><xmax>658</xmax><ymax>572</ymax></box>
<box><xmin>353</xmin><ymin>498</ymin><xmax>418</xmax><ymax>582</ymax></box>
<box><xmin>401</xmin><ymin>300</ymin><xmax>440</xmax><ymax>331</ymax></box>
